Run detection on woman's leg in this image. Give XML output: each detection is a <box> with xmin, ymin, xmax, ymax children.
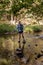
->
<box><xmin>22</xmin><ymin>32</ymin><xmax>26</xmax><ymax>44</ymax></box>
<box><xmin>18</xmin><ymin>33</ymin><xmax>21</xmax><ymax>42</ymax></box>
<box><xmin>22</xmin><ymin>32</ymin><xmax>25</xmax><ymax>40</ymax></box>
<box><xmin>18</xmin><ymin>33</ymin><xmax>21</xmax><ymax>48</ymax></box>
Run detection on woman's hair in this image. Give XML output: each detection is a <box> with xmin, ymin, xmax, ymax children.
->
<box><xmin>19</xmin><ymin>21</ymin><xmax>21</xmax><ymax>24</ymax></box>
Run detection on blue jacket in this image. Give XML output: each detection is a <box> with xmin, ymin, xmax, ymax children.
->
<box><xmin>17</xmin><ymin>24</ymin><xmax>23</xmax><ymax>32</ymax></box>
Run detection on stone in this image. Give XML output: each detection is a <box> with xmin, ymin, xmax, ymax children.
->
<box><xmin>35</xmin><ymin>44</ymin><xmax>38</xmax><ymax>46</ymax></box>
<box><xmin>21</xmin><ymin>57</ymin><xmax>29</xmax><ymax>64</ymax></box>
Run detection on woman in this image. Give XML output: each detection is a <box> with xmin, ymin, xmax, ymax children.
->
<box><xmin>17</xmin><ymin>21</ymin><xmax>25</xmax><ymax>43</ymax></box>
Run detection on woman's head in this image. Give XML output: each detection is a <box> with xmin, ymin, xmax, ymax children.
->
<box><xmin>19</xmin><ymin>21</ymin><xmax>21</xmax><ymax>24</ymax></box>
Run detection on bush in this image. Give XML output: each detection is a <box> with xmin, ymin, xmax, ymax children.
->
<box><xmin>32</xmin><ymin>26</ymin><xmax>42</xmax><ymax>33</ymax></box>
<box><xmin>24</xmin><ymin>25</ymin><xmax>33</xmax><ymax>33</ymax></box>
<box><xmin>25</xmin><ymin>25</ymin><xmax>42</xmax><ymax>33</ymax></box>
<box><xmin>0</xmin><ymin>24</ymin><xmax>17</xmax><ymax>34</ymax></box>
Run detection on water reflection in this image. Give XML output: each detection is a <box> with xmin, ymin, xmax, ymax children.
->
<box><xmin>0</xmin><ymin>33</ymin><xmax>43</xmax><ymax>65</ymax></box>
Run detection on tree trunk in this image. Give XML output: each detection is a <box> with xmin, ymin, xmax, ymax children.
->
<box><xmin>10</xmin><ymin>0</ymin><xmax>14</xmax><ymax>24</ymax></box>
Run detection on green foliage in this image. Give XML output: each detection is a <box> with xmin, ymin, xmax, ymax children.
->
<box><xmin>0</xmin><ymin>0</ymin><xmax>43</xmax><ymax>19</ymax></box>
<box><xmin>24</xmin><ymin>0</ymin><xmax>33</xmax><ymax>4</ymax></box>
<box><xmin>31</xmin><ymin>2</ymin><xmax>43</xmax><ymax>17</ymax></box>
<box><xmin>0</xmin><ymin>0</ymin><xmax>10</xmax><ymax>19</ymax></box>
<box><xmin>11</xmin><ymin>0</ymin><xmax>33</xmax><ymax>15</ymax></box>
<box><xmin>0</xmin><ymin>24</ymin><xmax>17</xmax><ymax>34</ymax></box>
<box><xmin>0</xmin><ymin>0</ymin><xmax>10</xmax><ymax>9</ymax></box>
<box><xmin>24</xmin><ymin>25</ymin><xmax>33</xmax><ymax>32</ymax></box>
<box><xmin>32</xmin><ymin>25</ymin><xmax>42</xmax><ymax>33</ymax></box>
<box><xmin>25</xmin><ymin>25</ymin><xmax>42</xmax><ymax>33</ymax></box>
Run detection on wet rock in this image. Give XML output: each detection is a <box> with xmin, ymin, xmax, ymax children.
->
<box><xmin>28</xmin><ymin>45</ymin><xmax>30</xmax><ymax>47</ymax></box>
<box><xmin>35</xmin><ymin>44</ymin><xmax>38</xmax><ymax>46</ymax></box>
<box><xmin>34</xmin><ymin>53</ymin><xmax>37</xmax><ymax>55</ymax></box>
<box><xmin>37</xmin><ymin>54</ymin><xmax>43</xmax><ymax>58</ymax></box>
<box><xmin>39</xmin><ymin>35</ymin><xmax>43</xmax><ymax>39</ymax></box>
<box><xmin>35</xmin><ymin>57</ymin><xmax>37</xmax><ymax>60</ymax></box>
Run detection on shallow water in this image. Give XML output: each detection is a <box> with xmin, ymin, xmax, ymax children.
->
<box><xmin>0</xmin><ymin>32</ymin><xmax>43</xmax><ymax>65</ymax></box>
